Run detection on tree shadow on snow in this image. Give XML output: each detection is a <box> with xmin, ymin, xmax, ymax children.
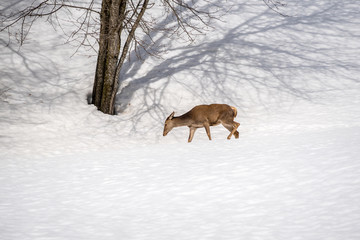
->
<box><xmin>0</xmin><ymin>33</ymin><xmax>91</xmax><ymax>125</ymax></box>
<box><xmin>115</xmin><ymin>0</ymin><xmax>360</xmax><ymax>132</ymax></box>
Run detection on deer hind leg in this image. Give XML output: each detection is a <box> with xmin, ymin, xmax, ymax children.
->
<box><xmin>204</xmin><ymin>122</ymin><xmax>212</xmax><ymax>140</ymax></box>
<box><xmin>223</xmin><ymin>121</ymin><xmax>240</xmax><ymax>140</ymax></box>
<box><xmin>224</xmin><ymin>125</ymin><xmax>239</xmax><ymax>139</ymax></box>
<box><xmin>229</xmin><ymin>121</ymin><xmax>240</xmax><ymax>139</ymax></box>
<box><xmin>188</xmin><ymin>127</ymin><xmax>197</xmax><ymax>142</ymax></box>
<box><xmin>234</xmin><ymin>130</ymin><xmax>239</xmax><ymax>139</ymax></box>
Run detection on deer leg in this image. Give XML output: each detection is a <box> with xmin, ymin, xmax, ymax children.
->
<box><xmin>234</xmin><ymin>130</ymin><xmax>239</xmax><ymax>139</ymax></box>
<box><xmin>188</xmin><ymin>127</ymin><xmax>197</xmax><ymax>142</ymax></box>
<box><xmin>223</xmin><ymin>121</ymin><xmax>240</xmax><ymax>140</ymax></box>
<box><xmin>204</xmin><ymin>122</ymin><xmax>212</xmax><ymax>140</ymax></box>
<box><xmin>223</xmin><ymin>124</ymin><xmax>239</xmax><ymax>139</ymax></box>
<box><xmin>228</xmin><ymin>121</ymin><xmax>240</xmax><ymax>139</ymax></box>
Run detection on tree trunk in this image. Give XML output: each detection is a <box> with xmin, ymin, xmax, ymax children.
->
<box><xmin>92</xmin><ymin>0</ymin><xmax>126</xmax><ymax>115</ymax></box>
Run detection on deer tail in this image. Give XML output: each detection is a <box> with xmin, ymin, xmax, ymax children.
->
<box><xmin>231</xmin><ymin>106</ymin><xmax>237</xmax><ymax>118</ymax></box>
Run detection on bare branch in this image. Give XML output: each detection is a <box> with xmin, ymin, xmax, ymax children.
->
<box><xmin>48</xmin><ymin>3</ymin><xmax>100</xmax><ymax>15</ymax></box>
<box><xmin>0</xmin><ymin>0</ymin><xmax>101</xmax><ymax>45</ymax></box>
<box><xmin>262</xmin><ymin>0</ymin><xmax>289</xmax><ymax>17</ymax></box>
<box><xmin>115</xmin><ymin>0</ymin><xmax>149</xmax><ymax>80</ymax></box>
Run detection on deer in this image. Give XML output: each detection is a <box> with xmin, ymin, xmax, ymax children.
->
<box><xmin>163</xmin><ymin>104</ymin><xmax>240</xmax><ymax>142</ymax></box>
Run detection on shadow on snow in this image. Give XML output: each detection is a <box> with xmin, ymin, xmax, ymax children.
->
<box><xmin>115</xmin><ymin>0</ymin><xmax>360</xmax><ymax>131</ymax></box>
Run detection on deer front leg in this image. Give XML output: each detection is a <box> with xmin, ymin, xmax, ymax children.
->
<box><xmin>204</xmin><ymin>122</ymin><xmax>212</xmax><ymax>140</ymax></box>
<box><xmin>188</xmin><ymin>127</ymin><xmax>197</xmax><ymax>142</ymax></box>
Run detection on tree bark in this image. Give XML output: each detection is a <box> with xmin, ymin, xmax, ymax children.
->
<box><xmin>92</xmin><ymin>0</ymin><xmax>127</xmax><ymax>115</ymax></box>
<box><xmin>92</xmin><ymin>0</ymin><xmax>111</xmax><ymax>109</ymax></box>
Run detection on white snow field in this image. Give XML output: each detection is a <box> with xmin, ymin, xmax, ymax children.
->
<box><xmin>1</xmin><ymin>0</ymin><xmax>360</xmax><ymax>239</ymax></box>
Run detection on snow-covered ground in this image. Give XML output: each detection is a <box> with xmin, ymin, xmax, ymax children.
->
<box><xmin>1</xmin><ymin>0</ymin><xmax>360</xmax><ymax>239</ymax></box>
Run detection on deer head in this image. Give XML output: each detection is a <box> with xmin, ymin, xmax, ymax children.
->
<box><xmin>163</xmin><ymin>111</ymin><xmax>175</xmax><ymax>136</ymax></box>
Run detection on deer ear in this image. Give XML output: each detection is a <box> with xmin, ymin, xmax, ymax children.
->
<box><xmin>168</xmin><ymin>111</ymin><xmax>175</xmax><ymax>120</ymax></box>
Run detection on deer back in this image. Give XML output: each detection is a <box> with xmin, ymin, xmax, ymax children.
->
<box><xmin>185</xmin><ymin>104</ymin><xmax>235</xmax><ymax>125</ymax></box>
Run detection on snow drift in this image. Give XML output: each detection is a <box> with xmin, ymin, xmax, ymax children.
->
<box><xmin>1</xmin><ymin>0</ymin><xmax>360</xmax><ymax>239</ymax></box>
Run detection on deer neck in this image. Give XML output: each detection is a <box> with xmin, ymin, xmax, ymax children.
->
<box><xmin>173</xmin><ymin>114</ymin><xmax>192</xmax><ymax>127</ymax></box>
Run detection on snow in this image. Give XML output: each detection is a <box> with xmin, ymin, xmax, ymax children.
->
<box><xmin>1</xmin><ymin>0</ymin><xmax>360</xmax><ymax>239</ymax></box>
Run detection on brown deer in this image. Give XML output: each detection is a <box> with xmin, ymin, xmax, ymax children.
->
<box><xmin>163</xmin><ymin>104</ymin><xmax>240</xmax><ymax>142</ymax></box>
